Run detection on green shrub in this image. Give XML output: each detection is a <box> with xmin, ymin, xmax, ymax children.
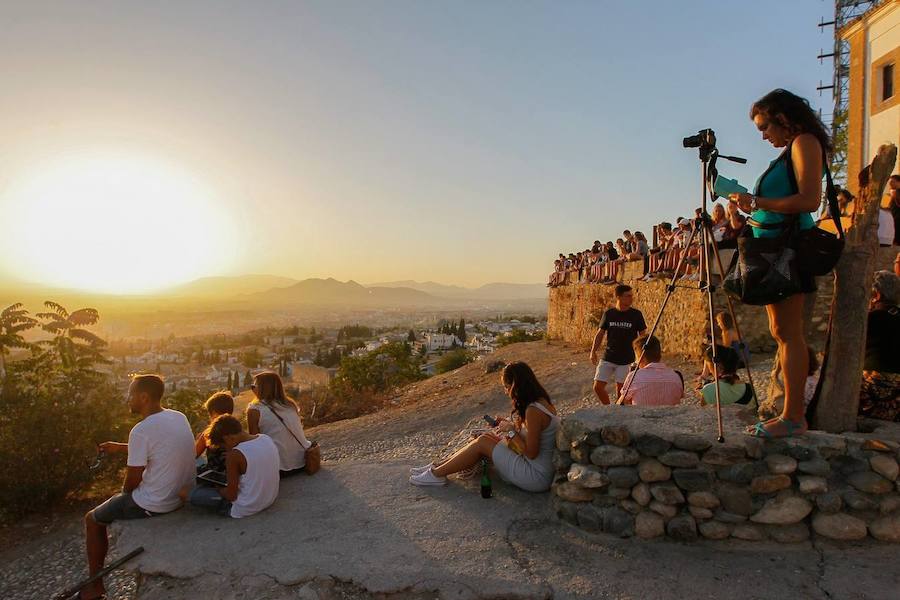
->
<box><xmin>435</xmin><ymin>348</ymin><xmax>474</xmax><ymax>374</ymax></box>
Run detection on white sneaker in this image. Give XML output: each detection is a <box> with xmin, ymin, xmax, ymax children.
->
<box><xmin>409</xmin><ymin>463</ymin><xmax>434</xmax><ymax>476</ymax></box>
<box><xmin>409</xmin><ymin>468</ymin><xmax>447</xmax><ymax>486</ymax></box>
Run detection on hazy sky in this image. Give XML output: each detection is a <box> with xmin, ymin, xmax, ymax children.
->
<box><xmin>0</xmin><ymin>1</ymin><xmax>835</xmax><ymax>290</ymax></box>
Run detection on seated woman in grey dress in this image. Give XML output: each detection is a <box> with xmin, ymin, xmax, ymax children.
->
<box><xmin>409</xmin><ymin>362</ymin><xmax>559</xmax><ymax>492</ymax></box>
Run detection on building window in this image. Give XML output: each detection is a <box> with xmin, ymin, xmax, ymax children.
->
<box><xmin>882</xmin><ymin>63</ymin><xmax>894</xmax><ymax>102</ymax></box>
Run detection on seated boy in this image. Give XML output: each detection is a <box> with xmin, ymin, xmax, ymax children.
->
<box><xmin>195</xmin><ymin>391</ymin><xmax>235</xmax><ymax>474</ymax></box>
<box><xmin>181</xmin><ymin>415</ymin><xmax>281</xmax><ymax>518</ymax></box>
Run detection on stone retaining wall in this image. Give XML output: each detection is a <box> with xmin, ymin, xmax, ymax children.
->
<box><xmin>552</xmin><ymin>406</ymin><xmax>900</xmax><ymax>543</ymax></box>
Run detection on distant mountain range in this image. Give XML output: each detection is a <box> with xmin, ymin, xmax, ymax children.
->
<box><xmin>0</xmin><ymin>275</ymin><xmax>547</xmax><ymax>310</ymax></box>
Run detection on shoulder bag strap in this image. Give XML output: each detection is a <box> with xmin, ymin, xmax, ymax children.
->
<box><xmin>787</xmin><ymin>140</ymin><xmax>843</xmax><ymax>239</ymax></box>
<box><xmin>261</xmin><ymin>401</ymin><xmax>310</xmax><ymax>450</ymax></box>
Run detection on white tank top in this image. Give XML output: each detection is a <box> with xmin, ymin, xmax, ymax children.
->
<box><xmin>230</xmin><ymin>434</ymin><xmax>280</xmax><ymax>519</ymax></box>
<box><xmin>250</xmin><ymin>401</ymin><xmax>309</xmax><ymax>471</ymax></box>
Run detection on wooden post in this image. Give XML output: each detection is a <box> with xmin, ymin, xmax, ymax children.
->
<box><xmin>813</xmin><ymin>143</ymin><xmax>897</xmax><ymax>432</ymax></box>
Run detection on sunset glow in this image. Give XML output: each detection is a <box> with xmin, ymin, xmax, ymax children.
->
<box><xmin>2</xmin><ymin>155</ymin><xmax>236</xmax><ymax>294</ymax></box>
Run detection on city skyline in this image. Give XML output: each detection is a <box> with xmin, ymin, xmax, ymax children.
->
<box><xmin>0</xmin><ymin>1</ymin><xmax>834</xmax><ymax>292</ymax></box>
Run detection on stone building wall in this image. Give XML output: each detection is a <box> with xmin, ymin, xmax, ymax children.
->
<box><xmin>553</xmin><ymin>406</ymin><xmax>900</xmax><ymax>543</ymax></box>
<box><xmin>545</xmin><ymin>245</ymin><xmax>900</xmax><ymax>359</ymax></box>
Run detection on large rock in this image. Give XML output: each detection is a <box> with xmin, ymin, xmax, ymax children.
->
<box><xmin>869</xmin><ymin>514</ymin><xmax>900</xmax><ymax>542</ymax></box>
<box><xmin>619</xmin><ymin>499</ymin><xmax>642</xmax><ymax>515</ymax></box>
<box><xmin>812</xmin><ymin>513</ymin><xmax>868</xmax><ymax>541</ymax></box>
<box><xmin>717</xmin><ymin>484</ymin><xmax>753</xmax><ymax>516</ymax></box>
<box><xmin>650</xmin><ymin>482</ymin><xmax>685</xmax><ymax>505</ymax></box>
<box><xmin>658</xmin><ymin>450</ymin><xmax>700</xmax><ymax>468</ymax></box>
<box><xmin>797</xmin><ymin>475</ymin><xmax>828</xmax><ymax>495</ymax></box>
<box><xmin>601</xmin><ymin>426</ymin><xmax>631</xmax><ymax>447</ymax></box>
<box><xmin>666</xmin><ymin>515</ymin><xmax>698</xmax><ymax>541</ymax></box>
<box><xmin>672</xmin><ymin>468</ymin><xmax>713</xmax><ymax>492</ymax></box>
<box><xmin>567</xmin><ymin>464</ymin><xmax>611</xmax><ymax>489</ymax></box>
<box><xmin>870</xmin><ymin>454</ymin><xmax>899</xmax><ymax>482</ymax></box>
<box><xmin>556</xmin><ymin>500</ymin><xmax>579</xmax><ymax>525</ymax></box>
<box><xmin>732</xmin><ymin>524</ymin><xmax>766</xmax><ymax>541</ymax></box>
<box><xmin>555</xmin><ymin>427</ymin><xmax>571</xmax><ymax>452</ymax></box>
<box><xmin>590</xmin><ymin>445</ymin><xmax>640</xmax><ymax>467</ymax></box>
<box><xmin>570</xmin><ymin>443</ymin><xmax>592</xmax><ymax>465</ymax></box>
<box><xmin>602</xmin><ymin>507</ymin><xmax>635</xmax><ymax>538</ymax></box>
<box><xmin>717</xmin><ymin>462</ymin><xmax>767</xmax><ymax>484</ymax></box>
<box><xmin>879</xmin><ymin>495</ymin><xmax>900</xmax><ymax>514</ymax></box>
<box><xmin>767</xmin><ymin>523</ymin><xmax>810</xmax><ymax>543</ymax></box>
<box><xmin>815</xmin><ymin>492</ymin><xmax>842</xmax><ymax>514</ymax></box>
<box><xmin>713</xmin><ymin>510</ymin><xmax>747</xmax><ymax>523</ymax></box>
<box><xmin>687</xmin><ymin>491</ymin><xmax>720</xmax><ymax>509</ymax></box>
<box><xmin>750</xmin><ymin>497</ymin><xmax>813</xmax><ymax>525</ymax></box>
<box><xmin>555</xmin><ymin>481</ymin><xmax>594</xmax><ymax>502</ymax></box>
<box><xmin>750</xmin><ymin>474</ymin><xmax>792</xmax><ymax>494</ymax></box>
<box><xmin>633</xmin><ymin>434</ymin><xmax>671</xmax><ymax>457</ymax></box>
<box><xmin>635</xmin><ymin>511</ymin><xmax>665</xmax><ymax>539</ymax></box>
<box><xmin>848</xmin><ymin>471</ymin><xmax>893</xmax><ymax>495</ymax></box>
<box><xmin>688</xmin><ymin>505</ymin><xmax>713</xmax><ymax>520</ymax></box>
<box><xmin>701</xmin><ymin>444</ymin><xmax>746</xmax><ymax>466</ymax></box>
<box><xmin>631</xmin><ymin>482</ymin><xmax>651</xmax><ymax>506</ymax></box>
<box><xmin>638</xmin><ymin>458</ymin><xmax>671</xmax><ymax>483</ymax></box>
<box><xmin>553</xmin><ymin>452</ymin><xmax>573</xmax><ymax>473</ymax></box>
<box><xmin>843</xmin><ymin>490</ymin><xmax>879</xmax><ymax>511</ymax></box>
<box><xmin>673</xmin><ymin>434</ymin><xmax>712</xmax><ymax>452</ymax></box>
<box><xmin>606</xmin><ymin>486</ymin><xmax>632</xmax><ymax>500</ymax></box>
<box><xmin>576</xmin><ymin>506</ymin><xmax>602</xmax><ymax>532</ymax></box>
<box><xmin>830</xmin><ymin>455</ymin><xmax>869</xmax><ymax>475</ymax></box>
<box><xmin>765</xmin><ymin>454</ymin><xmax>798</xmax><ymax>475</ymax></box>
<box><xmin>797</xmin><ymin>458</ymin><xmax>831</xmax><ymax>476</ymax></box>
<box><xmin>607</xmin><ymin>466</ymin><xmax>640</xmax><ymax>488</ymax></box>
<box><xmin>649</xmin><ymin>500</ymin><xmax>678</xmax><ymax>519</ymax></box>
<box><xmin>699</xmin><ymin>520</ymin><xmax>731</xmax><ymax>540</ymax></box>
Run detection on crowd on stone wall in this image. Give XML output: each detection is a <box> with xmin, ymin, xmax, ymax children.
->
<box><xmin>547</xmin><ymin>201</ymin><xmax>746</xmax><ymax>287</ymax></box>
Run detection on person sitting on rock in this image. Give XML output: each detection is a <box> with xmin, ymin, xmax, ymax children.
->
<box><xmin>619</xmin><ymin>335</ymin><xmax>684</xmax><ymax>406</ymax></box>
<box><xmin>247</xmin><ymin>371</ymin><xmax>312</xmax><ymax>477</ymax></box>
<box><xmin>409</xmin><ymin>361</ymin><xmax>559</xmax><ymax>492</ymax></box>
<box><xmin>181</xmin><ymin>415</ymin><xmax>281</xmax><ymax>518</ymax></box>
<box><xmin>859</xmin><ymin>270</ymin><xmax>900</xmax><ymax>421</ymax></box>
<box><xmin>699</xmin><ymin>345</ymin><xmax>753</xmax><ymax>407</ymax></box>
<box><xmin>82</xmin><ymin>374</ymin><xmax>195</xmax><ymax>600</ymax></box>
<box><xmin>195</xmin><ymin>391</ymin><xmax>235</xmax><ymax>475</ymax></box>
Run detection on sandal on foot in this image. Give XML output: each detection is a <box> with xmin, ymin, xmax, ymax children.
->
<box><xmin>746</xmin><ymin>417</ymin><xmax>807</xmax><ymax>439</ymax></box>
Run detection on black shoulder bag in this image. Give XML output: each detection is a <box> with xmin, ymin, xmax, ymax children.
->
<box><xmin>723</xmin><ymin>146</ymin><xmax>844</xmax><ymax>306</ymax></box>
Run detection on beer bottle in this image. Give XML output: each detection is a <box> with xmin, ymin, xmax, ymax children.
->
<box><xmin>480</xmin><ymin>458</ymin><xmax>492</xmax><ymax>499</ymax></box>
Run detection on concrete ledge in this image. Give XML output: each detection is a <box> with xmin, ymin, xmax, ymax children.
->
<box><xmin>553</xmin><ymin>406</ymin><xmax>900</xmax><ymax>543</ymax></box>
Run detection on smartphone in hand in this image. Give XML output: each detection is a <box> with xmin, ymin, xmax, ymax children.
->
<box><xmin>483</xmin><ymin>414</ymin><xmax>499</xmax><ymax>427</ymax></box>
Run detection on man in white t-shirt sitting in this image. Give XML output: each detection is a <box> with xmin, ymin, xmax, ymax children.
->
<box><xmin>619</xmin><ymin>335</ymin><xmax>684</xmax><ymax>407</ymax></box>
<box><xmin>82</xmin><ymin>374</ymin><xmax>195</xmax><ymax>600</ymax></box>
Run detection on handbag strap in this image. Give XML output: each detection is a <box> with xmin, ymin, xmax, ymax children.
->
<box><xmin>261</xmin><ymin>401</ymin><xmax>311</xmax><ymax>450</ymax></box>
<box><xmin>784</xmin><ymin>141</ymin><xmax>844</xmax><ymax>239</ymax></box>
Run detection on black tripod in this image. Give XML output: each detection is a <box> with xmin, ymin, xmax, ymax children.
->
<box><xmin>617</xmin><ymin>131</ymin><xmax>757</xmax><ymax>443</ymax></box>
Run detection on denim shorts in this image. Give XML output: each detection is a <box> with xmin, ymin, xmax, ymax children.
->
<box><xmin>188</xmin><ymin>485</ymin><xmax>232</xmax><ymax>516</ymax></box>
<box><xmin>91</xmin><ymin>492</ymin><xmax>158</xmax><ymax>525</ymax></box>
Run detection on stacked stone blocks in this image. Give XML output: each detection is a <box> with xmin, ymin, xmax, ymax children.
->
<box><xmin>553</xmin><ymin>409</ymin><xmax>900</xmax><ymax>543</ymax></box>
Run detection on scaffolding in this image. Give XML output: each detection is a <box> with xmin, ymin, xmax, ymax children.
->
<box><xmin>817</xmin><ymin>0</ymin><xmax>884</xmax><ymax>182</ymax></box>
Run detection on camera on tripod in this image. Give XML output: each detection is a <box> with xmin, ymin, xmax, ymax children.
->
<box><xmin>682</xmin><ymin>128</ymin><xmax>716</xmax><ymax>150</ymax></box>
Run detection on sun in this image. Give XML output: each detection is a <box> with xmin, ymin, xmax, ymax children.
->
<box><xmin>2</xmin><ymin>154</ymin><xmax>237</xmax><ymax>294</ymax></box>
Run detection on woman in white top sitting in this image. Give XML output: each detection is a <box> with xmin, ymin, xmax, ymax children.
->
<box><xmin>183</xmin><ymin>415</ymin><xmax>280</xmax><ymax>518</ymax></box>
<box><xmin>409</xmin><ymin>362</ymin><xmax>559</xmax><ymax>493</ymax></box>
<box><xmin>247</xmin><ymin>371</ymin><xmax>311</xmax><ymax>477</ymax></box>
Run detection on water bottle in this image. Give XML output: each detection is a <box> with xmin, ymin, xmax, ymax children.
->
<box><xmin>480</xmin><ymin>458</ymin><xmax>492</xmax><ymax>499</ymax></box>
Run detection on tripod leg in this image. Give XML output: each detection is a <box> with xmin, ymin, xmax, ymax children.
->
<box><xmin>616</xmin><ymin>226</ymin><xmax>701</xmax><ymax>404</ymax></box>
<box><xmin>700</xmin><ymin>224</ymin><xmax>725</xmax><ymax>442</ymax></box>
<box><xmin>708</xmin><ymin>238</ymin><xmax>760</xmax><ymax>410</ymax></box>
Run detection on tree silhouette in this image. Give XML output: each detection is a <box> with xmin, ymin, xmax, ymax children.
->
<box><xmin>35</xmin><ymin>301</ymin><xmax>108</xmax><ymax>373</ymax></box>
<box><xmin>0</xmin><ymin>303</ymin><xmax>37</xmax><ymax>387</ymax></box>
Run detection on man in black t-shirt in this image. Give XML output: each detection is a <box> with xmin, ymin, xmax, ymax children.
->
<box><xmin>590</xmin><ymin>284</ymin><xmax>647</xmax><ymax>405</ymax></box>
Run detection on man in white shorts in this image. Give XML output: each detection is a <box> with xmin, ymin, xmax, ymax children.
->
<box><xmin>590</xmin><ymin>284</ymin><xmax>647</xmax><ymax>405</ymax></box>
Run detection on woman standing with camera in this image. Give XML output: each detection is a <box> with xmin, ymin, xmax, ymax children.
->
<box><xmin>729</xmin><ymin>89</ymin><xmax>831</xmax><ymax>438</ymax></box>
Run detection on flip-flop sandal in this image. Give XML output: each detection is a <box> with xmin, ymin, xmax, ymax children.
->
<box><xmin>746</xmin><ymin>417</ymin><xmax>807</xmax><ymax>439</ymax></box>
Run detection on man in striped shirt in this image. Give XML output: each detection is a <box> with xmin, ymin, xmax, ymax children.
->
<box><xmin>619</xmin><ymin>334</ymin><xmax>684</xmax><ymax>407</ymax></box>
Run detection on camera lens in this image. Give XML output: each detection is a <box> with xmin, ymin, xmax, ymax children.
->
<box><xmin>683</xmin><ymin>134</ymin><xmax>702</xmax><ymax>148</ymax></box>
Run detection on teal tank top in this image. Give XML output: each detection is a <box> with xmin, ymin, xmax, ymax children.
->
<box><xmin>750</xmin><ymin>144</ymin><xmax>815</xmax><ymax>239</ymax></box>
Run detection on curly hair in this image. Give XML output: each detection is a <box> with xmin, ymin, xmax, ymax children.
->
<box><xmin>750</xmin><ymin>89</ymin><xmax>833</xmax><ymax>156</ymax></box>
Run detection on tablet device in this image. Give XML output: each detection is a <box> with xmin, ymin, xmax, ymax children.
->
<box><xmin>197</xmin><ymin>469</ymin><xmax>227</xmax><ymax>486</ymax></box>
<box><xmin>713</xmin><ymin>175</ymin><xmax>748</xmax><ymax>199</ymax></box>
